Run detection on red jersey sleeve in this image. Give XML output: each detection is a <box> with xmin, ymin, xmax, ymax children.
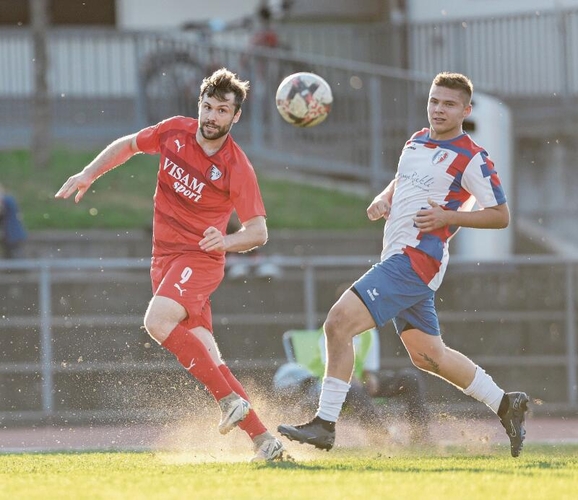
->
<box><xmin>136</xmin><ymin>117</ymin><xmax>185</xmax><ymax>155</ymax></box>
<box><xmin>228</xmin><ymin>148</ymin><xmax>266</xmax><ymax>223</ymax></box>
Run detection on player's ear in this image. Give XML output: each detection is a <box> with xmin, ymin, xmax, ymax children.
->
<box><xmin>463</xmin><ymin>103</ymin><xmax>472</xmax><ymax>120</ymax></box>
<box><xmin>233</xmin><ymin>108</ymin><xmax>242</xmax><ymax>123</ymax></box>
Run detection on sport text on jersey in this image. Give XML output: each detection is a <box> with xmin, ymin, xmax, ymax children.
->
<box><xmin>162</xmin><ymin>157</ymin><xmax>206</xmax><ymax>202</ymax></box>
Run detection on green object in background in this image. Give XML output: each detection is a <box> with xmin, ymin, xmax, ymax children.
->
<box><xmin>284</xmin><ymin>328</ymin><xmax>374</xmax><ymax>380</ymax></box>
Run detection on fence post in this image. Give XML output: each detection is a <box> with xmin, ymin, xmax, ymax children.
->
<box><xmin>39</xmin><ymin>262</ymin><xmax>54</xmax><ymax>418</ymax></box>
<box><xmin>556</xmin><ymin>7</ymin><xmax>573</xmax><ymax>129</ymax></box>
<box><xmin>133</xmin><ymin>33</ymin><xmax>148</xmax><ymax>128</ymax></box>
<box><xmin>565</xmin><ymin>261</ymin><xmax>577</xmax><ymax>407</ymax></box>
<box><xmin>303</xmin><ymin>263</ymin><xmax>317</xmax><ymax>330</ymax></box>
<box><xmin>249</xmin><ymin>54</ymin><xmax>265</xmax><ymax>152</ymax></box>
<box><xmin>369</xmin><ymin>75</ymin><xmax>383</xmax><ymax>190</ymax></box>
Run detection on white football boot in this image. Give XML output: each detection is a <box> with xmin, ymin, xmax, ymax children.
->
<box><xmin>218</xmin><ymin>394</ymin><xmax>251</xmax><ymax>435</ymax></box>
<box><xmin>251</xmin><ymin>436</ymin><xmax>285</xmax><ymax>462</ymax></box>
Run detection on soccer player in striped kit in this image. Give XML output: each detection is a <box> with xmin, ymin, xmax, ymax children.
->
<box><xmin>56</xmin><ymin>68</ymin><xmax>284</xmax><ymax>462</ymax></box>
<box><xmin>278</xmin><ymin>72</ymin><xmax>529</xmax><ymax>457</ymax></box>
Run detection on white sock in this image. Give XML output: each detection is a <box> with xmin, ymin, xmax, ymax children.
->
<box><xmin>462</xmin><ymin>366</ymin><xmax>505</xmax><ymax>414</ymax></box>
<box><xmin>315</xmin><ymin>376</ymin><xmax>351</xmax><ymax>422</ymax></box>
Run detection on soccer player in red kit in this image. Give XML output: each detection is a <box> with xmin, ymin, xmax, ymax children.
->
<box><xmin>55</xmin><ymin>68</ymin><xmax>284</xmax><ymax>462</ymax></box>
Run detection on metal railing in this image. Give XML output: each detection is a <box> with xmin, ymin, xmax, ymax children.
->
<box><xmin>407</xmin><ymin>7</ymin><xmax>578</xmax><ymax>97</ymax></box>
<box><xmin>0</xmin><ymin>254</ymin><xmax>576</xmax><ymax>423</ymax></box>
<box><xmin>1</xmin><ymin>12</ymin><xmax>577</xmax><ymax>251</ymax></box>
<box><xmin>0</xmin><ymin>27</ymin><xmax>429</xmax><ymax>188</ymax></box>
<box><xmin>2</xmin><ymin>7</ymin><xmax>578</xmax><ymax>182</ymax></box>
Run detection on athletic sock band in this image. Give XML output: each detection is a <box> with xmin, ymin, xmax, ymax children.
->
<box><xmin>316</xmin><ymin>376</ymin><xmax>351</xmax><ymax>422</ymax></box>
<box><xmin>462</xmin><ymin>366</ymin><xmax>505</xmax><ymax>414</ymax></box>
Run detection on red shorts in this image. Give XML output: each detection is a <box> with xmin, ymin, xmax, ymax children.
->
<box><xmin>150</xmin><ymin>253</ymin><xmax>225</xmax><ymax>331</ymax></box>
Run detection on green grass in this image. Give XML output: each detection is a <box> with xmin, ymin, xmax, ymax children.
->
<box><xmin>0</xmin><ymin>445</ymin><xmax>577</xmax><ymax>500</ymax></box>
<box><xmin>1</xmin><ymin>149</ymin><xmax>377</xmax><ymax>231</ymax></box>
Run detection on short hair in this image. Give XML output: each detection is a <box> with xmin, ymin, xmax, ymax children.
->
<box><xmin>431</xmin><ymin>72</ymin><xmax>473</xmax><ymax>104</ymax></box>
<box><xmin>199</xmin><ymin>67</ymin><xmax>250</xmax><ymax>113</ymax></box>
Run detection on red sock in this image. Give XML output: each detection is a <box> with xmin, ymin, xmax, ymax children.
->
<box><xmin>162</xmin><ymin>324</ymin><xmax>232</xmax><ymax>401</ymax></box>
<box><xmin>218</xmin><ymin>365</ymin><xmax>267</xmax><ymax>438</ymax></box>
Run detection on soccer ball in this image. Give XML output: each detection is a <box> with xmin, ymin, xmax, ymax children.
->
<box><xmin>275</xmin><ymin>72</ymin><xmax>333</xmax><ymax>127</ymax></box>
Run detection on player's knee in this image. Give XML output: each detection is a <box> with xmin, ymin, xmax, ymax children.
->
<box><xmin>143</xmin><ymin>311</ymin><xmax>166</xmax><ymax>343</ymax></box>
<box><xmin>324</xmin><ymin>308</ymin><xmax>349</xmax><ymax>342</ymax></box>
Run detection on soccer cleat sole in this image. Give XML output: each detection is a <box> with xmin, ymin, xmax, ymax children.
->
<box><xmin>277</xmin><ymin>424</ymin><xmax>334</xmax><ymax>451</ymax></box>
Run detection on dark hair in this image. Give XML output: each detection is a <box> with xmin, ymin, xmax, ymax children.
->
<box><xmin>432</xmin><ymin>72</ymin><xmax>473</xmax><ymax>104</ymax></box>
<box><xmin>199</xmin><ymin>67</ymin><xmax>250</xmax><ymax>113</ymax></box>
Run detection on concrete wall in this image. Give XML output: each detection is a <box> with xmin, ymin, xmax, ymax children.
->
<box><xmin>115</xmin><ymin>0</ymin><xmax>385</xmax><ymax>30</ymax></box>
<box><xmin>116</xmin><ymin>0</ymin><xmax>261</xmax><ymax>29</ymax></box>
<box><xmin>406</xmin><ymin>0</ymin><xmax>578</xmax><ymax>22</ymax></box>
<box><xmin>1</xmin><ymin>234</ymin><xmax>574</xmax><ymax>421</ymax></box>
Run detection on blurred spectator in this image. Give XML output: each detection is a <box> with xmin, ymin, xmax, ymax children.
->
<box><xmin>0</xmin><ymin>183</ymin><xmax>27</xmax><ymax>259</ymax></box>
<box><xmin>274</xmin><ymin>327</ymin><xmax>431</xmax><ymax>444</ymax></box>
<box><xmin>274</xmin><ymin>282</ymin><xmax>431</xmax><ymax>443</ymax></box>
<box><xmin>250</xmin><ymin>4</ymin><xmax>281</xmax><ymax>49</ymax></box>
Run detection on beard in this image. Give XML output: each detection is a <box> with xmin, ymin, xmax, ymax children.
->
<box><xmin>199</xmin><ymin>120</ymin><xmax>233</xmax><ymax>141</ymax></box>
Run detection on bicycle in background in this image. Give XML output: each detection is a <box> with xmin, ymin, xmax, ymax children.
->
<box><xmin>141</xmin><ymin>2</ymin><xmax>297</xmax><ymax>124</ymax></box>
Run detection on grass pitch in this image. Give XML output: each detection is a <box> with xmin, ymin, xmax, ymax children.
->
<box><xmin>1</xmin><ymin>445</ymin><xmax>577</xmax><ymax>500</ymax></box>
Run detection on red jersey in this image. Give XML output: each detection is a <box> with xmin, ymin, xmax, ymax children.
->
<box><xmin>136</xmin><ymin>116</ymin><xmax>266</xmax><ymax>261</ymax></box>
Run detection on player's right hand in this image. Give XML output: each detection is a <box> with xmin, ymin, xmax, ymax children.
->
<box><xmin>199</xmin><ymin>226</ymin><xmax>226</xmax><ymax>253</ymax></box>
<box><xmin>54</xmin><ymin>171</ymin><xmax>93</xmax><ymax>203</ymax></box>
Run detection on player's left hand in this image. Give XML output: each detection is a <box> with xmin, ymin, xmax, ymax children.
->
<box><xmin>199</xmin><ymin>226</ymin><xmax>226</xmax><ymax>253</ymax></box>
<box><xmin>413</xmin><ymin>198</ymin><xmax>449</xmax><ymax>232</ymax></box>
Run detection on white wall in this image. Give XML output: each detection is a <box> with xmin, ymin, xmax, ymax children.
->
<box><xmin>406</xmin><ymin>0</ymin><xmax>578</xmax><ymax>22</ymax></box>
<box><xmin>117</xmin><ymin>0</ymin><xmax>578</xmax><ymax>29</ymax></box>
<box><xmin>286</xmin><ymin>0</ymin><xmax>384</xmax><ymax>20</ymax></box>
<box><xmin>116</xmin><ymin>0</ymin><xmax>385</xmax><ymax>30</ymax></box>
<box><xmin>116</xmin><ymin>0</ymin><xmax>261</xmax><ymax>29</ymax></box>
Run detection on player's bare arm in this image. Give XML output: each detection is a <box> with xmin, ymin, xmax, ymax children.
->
<box><xmin>199</xmin><ymin>215</ymin><xmax>267</xmax><ymax>253</ymax></box>
<box><xmin>414</xmin><ymin>198</ymin><xmax>510</xmax><ymax>232</ymax></box>
<box><xmin>367</xmin><ymin>178</ymin><xmax>396</xmax><ymax>221</ymax></box>
<box><xmin>55</xmin><ymin>133</ymin><xmax>141</xmax><ymax>203</ymax></box>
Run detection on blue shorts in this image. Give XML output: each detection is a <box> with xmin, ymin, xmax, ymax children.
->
<box><xmin>352</xmin><ymin>253</ymin><xmax>441</xmax><ymax>336</ymax></box>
